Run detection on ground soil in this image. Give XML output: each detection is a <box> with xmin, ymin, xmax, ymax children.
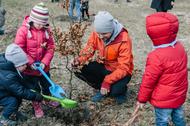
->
<box><xmin>0</xmin><ymin>0</ymin><xmax>190</xmax><ymax>125</ymax></box>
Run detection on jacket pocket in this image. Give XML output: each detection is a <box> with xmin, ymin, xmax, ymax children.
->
<box><xmin>106</xmin><ymin>47</ymin><xmax>118</xmax><ymax>61</ymax></box>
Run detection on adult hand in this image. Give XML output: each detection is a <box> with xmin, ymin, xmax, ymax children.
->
<box><xmin>71</xmin><ymin>57</ymin><xmax>80</xmax><ymax>68</ymax></box>
<box><xmin>136</xmin><ymin>101</ymin><xmax>145</xmax><ymax>109</ymax></box>
<box><xmin>100</xmin><ymin>87</ymin><xmax>109</xmax><ymax>95</ymax></box>
<box><xmin>100</xmin><ymin>81</ymin><xmax>110</xmax><ymax>95</ymax></box>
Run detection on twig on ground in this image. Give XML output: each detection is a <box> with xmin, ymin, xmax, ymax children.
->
<box><xmin>124</xmin><ymin>105</ymin><xmax>143</xmax><ymax>126</ymax></box>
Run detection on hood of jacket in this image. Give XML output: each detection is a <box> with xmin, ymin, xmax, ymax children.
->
<box><xmin>146</xmin><ymin>12</ymin><xmax>178</xmax><ymax>46</ymax></box>
<box><xmin>0</xmin><ymin>53</ymin><xmax>16</xmax><ymax>72</ymax></box>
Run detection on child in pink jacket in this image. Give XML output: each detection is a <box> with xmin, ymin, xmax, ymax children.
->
<box><xmin>14</xmin><ymin>2</ymin><xmax>55</xmax><ymax>118</ymax></box>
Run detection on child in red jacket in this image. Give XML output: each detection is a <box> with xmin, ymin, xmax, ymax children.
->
<box><xmin>14</xmin><ymin>3</ymin><xmax>56</xmax><ymax>118</ymax></box>
<box><xmin>137</xmin><ymin>12</ymin><xmax>188</xmax><ymax>126</ymax></box>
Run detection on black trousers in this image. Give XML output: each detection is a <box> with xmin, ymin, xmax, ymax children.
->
<box><xmin>22</xmin><ymin>73</ymin><xmax>51</xmax><ymax>95</ymax></box>
<box><xmin>75</xmin><ymin>61</ymin><xmax>131</xmax><ymax>97</ymax></box>
<box><xmin>81</xmin><ymin>9</ymin><xmax>89</xmax><ymax>19</ymax></box>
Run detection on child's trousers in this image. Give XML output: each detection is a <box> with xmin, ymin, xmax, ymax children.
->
<box><xmin>74</xmin><ymin>61</ymin><xmax>131</xmax><ymax>97</ymax></box>
<box><xmin>81</xmin><ymin>9</ymin><xmax>89</xmax><ymax>19</ymax></box>
<box><xmin>0</xmin><ymin>97</ymin><xmax>22</xmax><ymax>118</ymax></box>
<box><xmin>154</xmin><ymin>106</ymin><xmax>186</xmax><ymax>126</ymax></box>
<box><xmin>22</xmin><ymin>72</ymin><xmax>51</xmax><ymax>95</ymax></box>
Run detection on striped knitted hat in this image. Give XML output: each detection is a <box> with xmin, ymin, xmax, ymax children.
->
<box><xmin>29</xmin><ymin>2</ymin><xmax>49</xmax><ymax>25</ymax></box>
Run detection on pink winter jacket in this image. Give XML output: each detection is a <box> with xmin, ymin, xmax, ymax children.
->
<box><xmin>14</xmin><ymin>16</ymin><xmax>55</xmax><ymax>76</ymax></box>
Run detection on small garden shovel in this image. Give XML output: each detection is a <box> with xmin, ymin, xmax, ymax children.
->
<box><xmin>42</xmin><ymin>94</ymin><xmax>77</xmax><ymax>108</ymax></box>
<box><xmin>31</xmin><ymin>90</ymin><xmax>77</xmax><ymax>108</ymax></box>
<box><xmin>33</xmin><ymin>62</ymin><xmax>67</xmax><ymax>99</ymax></box>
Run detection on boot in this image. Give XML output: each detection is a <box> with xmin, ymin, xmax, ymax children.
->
<box><xmin>115</xmin><ymin>95</ymin><xmax>127</xmax><ymax>104</ymax></box>
<box><xmin>43</xmin><ymin>100</ymin><xmax>60</xmax><ymax>108</ymax></box>
<box><xmin>16</xmin><ymin>112</ymin><xmax>27</xmax><ymax>122</ymax></box>
<box><xmin>91</xmin><ymin>92</ymin><xmax>105</xmax><ymax>102</ymax></box>
<box><xmin>32</xmin><ymin>101</ymin><xmax>44</xmax><ymax>118</ymax></box>
<box><xmin>0</xmin><ymin>116</ymin><xmax>17</xmax><ymax>126</ymax></box>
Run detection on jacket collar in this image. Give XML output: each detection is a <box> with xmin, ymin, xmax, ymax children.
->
<box><xmin>107</xmin><ymin>28</ymin><xmax>129</xmax><ymax>45</ymax></box>
<box><xmin>153</xmin><ymin>40</ymin><xmax>177</xmax><ymax>49</ymax></box>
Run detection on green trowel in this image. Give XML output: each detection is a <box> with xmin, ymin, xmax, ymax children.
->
<box><xmin>31</xmin><ymin>90</ymin><xmax>77</xmax><ymax>108</ymax></box>
<box><xmin>42</xmin><ymin>94</ymin><xmax>77</xmax><ymax>109</ymax></box>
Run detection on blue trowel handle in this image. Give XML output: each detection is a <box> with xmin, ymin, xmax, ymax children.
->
<box><xmin>33</xmin><ymin>62</ymin><xmax>67</xmax><ymax>97</ymax></box>
<box><xmin>33</xmin><ymin>62</ymin><xmax>55</xmax><ymax>88</ymax></box>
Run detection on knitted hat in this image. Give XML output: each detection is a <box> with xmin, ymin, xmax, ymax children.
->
<box><xmin>94</xmin><ymin>11</ymin><xmax>114</xmax><ymax>33</ymax></box>
<box><xmin>29</xmin><ymin>2</ymin><xmax>49</xmax><ymax>25</ymax></box>
<box><xmin>5</xmin><ymin>44</ymin><xmax>28</xmax><ymax>67</ymax></box>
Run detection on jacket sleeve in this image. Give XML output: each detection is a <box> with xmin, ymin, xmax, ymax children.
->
<box><xmin>137</xmin><ymin>53</ymin><xmax>163</xmax><ymax>103</ymax></box>
<box><xmin>41</xmin><ymin>29</ymin><xmax>55</xmax><ymax>66</ymax></box>
<box><xmin>14</xmin><ymin>27</ymin><xmax>35</xmax><ymax>65</ymax></box>
<box><xmin>5</xmin><ymin>74</ymin><xmax>39</xmax><ymax>101</ymax></box>
<box><xmin>103</xmin><ymin>36</ymin><xmax>133</xmax><ymax>84</ymax></box>
<box><xmin>78</xmin><ymin>32</ymin><xmax>96</xmax><ymax>64</ymax></box>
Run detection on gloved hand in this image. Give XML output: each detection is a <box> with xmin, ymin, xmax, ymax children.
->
<box><xmin>31</xmin><ymin>62</ymin><xmax>45</xmax><ymax>70</ymax></box>
<box><xmin>35</xmin><ymin>93</ymin><xmax>43</xmax><ymax>102</ymax></box>
<box><xmin>100</xmin><ymin>81</ymin><xmax>110</xmax><ymax>95</ymax></box>
<box><xmin>40</xmin><ymin>63</ymin><xmax>45</xmax><ymax>70</ymax></box>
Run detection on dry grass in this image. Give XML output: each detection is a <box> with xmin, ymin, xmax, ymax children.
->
<box><xmin>0</xmin><ymin>0</ymin><xmax>190</xmax><ymax>125</ymax></box>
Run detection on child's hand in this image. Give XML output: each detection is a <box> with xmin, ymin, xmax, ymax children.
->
<box><xmin>31</xmin><ymin>62</ymin><xmax>45</xmax><ymax>70</ymax></box>
<box><xmin>31</xmin><ymin>63</ymin><xmax>37</xmax><ymax>70</ymax></box>
<box><xmin>41</xmin><ymin>42</ymin><xmax>47</xmax><ymax>49</ymax></box>
<box><xmin>136</xmin><ymin>101</ymin><xmax>145</xmax><ymax>109</ymax></box>
<box><xmin>171</xmin><ymin>1</ymin><xmax>175</xmax><ymax>6</ymax></box>
<box><xmin>35</xmin><ymin>93</ymin><xmax>43</xmax><ymax>101</ymax></box>
<box><xmin>30</xmin><ymin>90</ymin><xmax>43</xmax><ymax>101</ymax></box>
<box><xmin>40</xmin><ymin>63</ymin><xmax>45</xmax><ymax>70</ymax></box>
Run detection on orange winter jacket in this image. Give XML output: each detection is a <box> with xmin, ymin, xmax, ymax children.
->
<box><xmin>78</xmin><ymin>28</ymin><xmax>134</xmax><ymax>84</ymax></box>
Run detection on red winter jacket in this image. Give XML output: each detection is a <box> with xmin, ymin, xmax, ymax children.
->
<box><xmin>138</xmin><ymin>12</ymin><xmax>188</xmax><ymax>108</ymax></box>
<box><xmin>14</xmin><ymin>16</ymin><xmax>55</xmax><ymax>76</ymax></box>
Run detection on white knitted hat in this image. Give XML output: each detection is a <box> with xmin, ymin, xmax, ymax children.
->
<box><xmin>29</xmin><ymin>2</ymin><xmax>49</xmax><ymax>25</ymax></box>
